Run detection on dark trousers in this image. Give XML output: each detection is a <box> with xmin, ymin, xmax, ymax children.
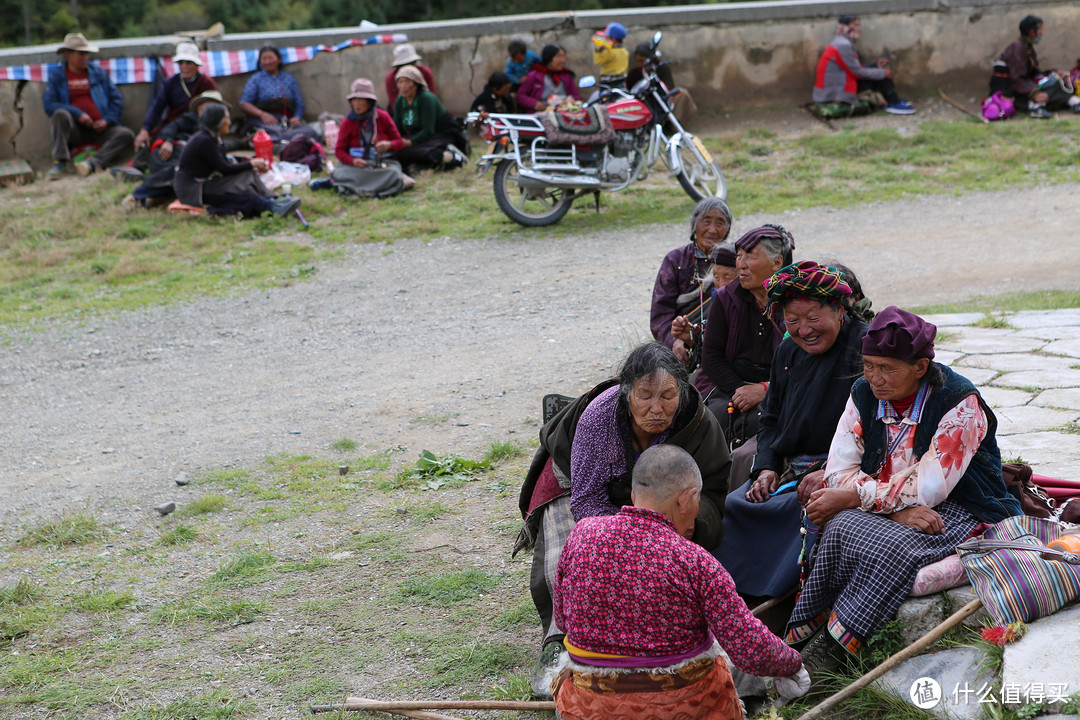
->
<box><xmin>857</xmin><ymin>77</ymin><xmax>901</xmax><ymax>105</ymax></box>
<box><xmin>49</xmin><ymin>109</ymin><xmax>134</xmax><ymax>167</ymax></box>
<box><xmin>202</xmin><ymin>193</ymin><xmax>273</xmax><ymax>218</ymax></box>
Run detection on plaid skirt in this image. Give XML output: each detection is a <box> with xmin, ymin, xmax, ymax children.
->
<box><xmin>787</xmin><ymin>500</ymin><xmax>977</xmax><ymax>649</ymax></box>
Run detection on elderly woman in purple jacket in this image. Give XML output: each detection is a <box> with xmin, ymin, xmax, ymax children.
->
<box><xmin>651</xmin><ymin>198</ymin><xmax>733</xmax><ymax>367</ymax></box>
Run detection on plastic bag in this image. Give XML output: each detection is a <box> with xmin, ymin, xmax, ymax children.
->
<box><xmin>260</xmin><ymin>162</ymin><xmax>310</xmax><ymax>191</ymax></box>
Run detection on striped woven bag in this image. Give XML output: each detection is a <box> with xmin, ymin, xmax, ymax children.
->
<box><xmin>955</xmin><ymin>515</ymin><xmax>1080</xmax><ymax>624</ymax></box>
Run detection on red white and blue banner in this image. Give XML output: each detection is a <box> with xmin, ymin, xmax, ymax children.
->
<box><xmin>0</xmin><ymin>34</ymin><xmax>407</xmax><ymax>84</ymax></box>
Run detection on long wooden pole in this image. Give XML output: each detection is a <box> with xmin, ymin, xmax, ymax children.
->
<box><xmin>939</xmin><ymin>90</ymin><xmax>990</xmax><ymax>125</ymax></box>
<box><xmin>310</xmin><ymin>697</ymin><xmax>557</xmax><ymax>714</ymax></box>
<box><xmin>796</xmin><ymin>597</ymin><xmax>983</xmax><ymax>720</ymax></box>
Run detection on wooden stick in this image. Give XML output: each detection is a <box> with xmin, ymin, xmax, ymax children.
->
<box><xmin>310</xmin><ymin>699</ymin><xmax>464</xmax><ymax>718</ymax></box>
<box><xmin>796</xmin><ymin>597</ymin><xmax>983</xmax><ymax>720</ymax></box>
<box><xmin>750</xmin><ymin>587</ymin><xmax>796</xmax><ymax>617</ymax></box>
<box><xmin>939</xmin><ymin>90</ymin><xmax>990</xmax><ymax>124</ymax></box>
<box><xmin>310</xmin><ymin>697</ymin><xmax>557</xmax><ymax>713</ymax></box>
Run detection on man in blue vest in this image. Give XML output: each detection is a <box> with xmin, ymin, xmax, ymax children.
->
<box><xmin>42</xmin><ymin>33</ymin><xmax>134</xmax><ymax>180</ymax></box>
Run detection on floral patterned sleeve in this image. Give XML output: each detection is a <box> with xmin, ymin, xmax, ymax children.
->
<box><xmin>828</xmin><ymin>395</ymin><xmax>987</xmax><ymax>514</ymax></box>
<box><xmin>823</xmin><ymin>397</ymin><xmax>873</xmax><ymax>490</ymax></box>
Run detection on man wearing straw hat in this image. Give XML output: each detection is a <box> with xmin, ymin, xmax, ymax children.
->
<box><xmin>128</xmin><ymin>41</ymin><xmax>218</xmax><ymax>175</ymax></box>
<box><xmin>43</xmin><ymin>32</ymin><xmax>134</xmax><ymax>180</ymax></box>
<box><xmin>384</xmin><ymin>43</ymin><xmax>438</xmax><ymax>107</ymax></box>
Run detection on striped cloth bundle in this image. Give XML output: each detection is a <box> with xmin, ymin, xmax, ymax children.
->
<box><xmin>956</xmin><ymin>515</ymin><xmax>1080</xmax><ymax>624</ymax></box>
<box><xmin>0</xmin><ymin>34</ymin><xmax>407</xmax><ymax>84</ymax></box>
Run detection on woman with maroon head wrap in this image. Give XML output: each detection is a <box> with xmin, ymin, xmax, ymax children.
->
<box><xmin>786</xmin><ymin>306</ymin><xmax>1021</xmax><ymax>682</ymax></box>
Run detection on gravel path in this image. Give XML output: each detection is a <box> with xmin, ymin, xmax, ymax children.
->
<box><xmin>4</xmin><ymin>180</ymin><xmax>1080</xmax><ymax>527</ymax></box>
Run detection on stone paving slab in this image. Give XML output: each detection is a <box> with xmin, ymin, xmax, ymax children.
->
<box><xmin>1033</xmin><ymin>388</ymin><xmax>1080</xmax><ymax>411</ymax></box>
<box><xmin>933</xmin><ymin>350</ymin><xmax>963</xmax><ymax>366</ymax></box>
<box><xmin>922</xmin><ymin>313</ymin><xmax>985</xmax><ymax>328</ymax></box>
<box><xmin>956</xmin><ymin>353</ymin><xmax>1080</xmax><ymax>373</ymax></box>
<box><xmin>1042</xmin><ymin>338</ymin><xmax>1080</xmax><ymax>359</ymax></box>
<box><xmin>937</xmin><ymin>328</ymin><xmax>1048</xmax><ymax>355</ymax></box>
<box><xmin>992</xmin><ymin>369</ymin><xmax>1080</xmax><ymax>390</ymax></box>
<box><xmin>1010</xmin><ymin>308</ymin><xmax>1080</xmax><ymax>328</ymax></box>
<box><xmin>1014</xmin><ymin>328</ymin><xmax>1077</xmax><ymax>342</ymax></box>
<box><xmin>997</xmin><ymin>432</ymin><xmax>1080</xmax><ymax>480</ymax></box>
<box><xmin>1002</xmin><ymin>604</ymin><xmax>1080</xmax><ymax>709</ymax></box>
<box><xmin>956</xmin><ymin>367</ymin><xmax>999</xmax><ymax>387</ymax></box>
<box><xmin>874</xmin><ymin>646</ymin><xmax>994</xmax><ymax>720</ymax></box>
<box><xmin>994</xmin><ymin>406</ymin><xmax>1079</xmax><ymax>436</ymax></box>
<box><xmin>979</xmin><ymin>387</ymin><xmax>1035</xmax><ymax>409</ymax></box>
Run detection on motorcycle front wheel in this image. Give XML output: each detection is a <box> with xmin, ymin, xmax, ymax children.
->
<box><xmin>493</xmin><ymin>160</ymin><xmax>575</xmax><ymax>227</ymax></box>
<box><xmin>673</xmin><ymin>134</ymin><xmax>726</xmax><ymax>202</ymax></box>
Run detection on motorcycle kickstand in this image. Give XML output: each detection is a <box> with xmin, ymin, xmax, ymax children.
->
<box><xmin>592</xmin><ymin>191</ymin><xmax>601</xmax><ymax>212</ymax></box>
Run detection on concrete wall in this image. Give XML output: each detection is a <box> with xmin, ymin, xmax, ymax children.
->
<box><xmin>3</xmin><ymin>0</ymin><xmax>1077</xmax><ymax>164</ymax></box>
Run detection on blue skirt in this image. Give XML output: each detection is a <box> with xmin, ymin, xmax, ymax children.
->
<box><xmin>712</xmin><ymin>479</ymin><xmax>816</xmax><ymax>597</ymax></box>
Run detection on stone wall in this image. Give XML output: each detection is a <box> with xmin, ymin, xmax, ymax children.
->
<box><xmin>2</xmin><ymin>0</ymin><xmax>1077</xmax><ymax>164</ymax></box>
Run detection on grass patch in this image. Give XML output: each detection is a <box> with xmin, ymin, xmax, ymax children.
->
<box><xmin>483</xmin><ymin>439</ymin><xmax>524</xmax><ymax>464</ymax></box>
<box><xmin>912</xmin><ymin>289</ymin><xmax>1080</xmax><ymax>315</ymax></box>
<box><xmin>424</xmin><ymin>640</ymin><xmax>530</xmax><ymax>687</ymax></box>
<box><xmin>209</xmin><ymin>551</ymin><xmax>277</xmax><ymax>587</ymax></box>
<box><xmin>330</xmin><ymin>437</ymin><xmax>357</xmax><ymax>452</ymax></box>
<box><xmin>72</xmin><ymin>589</ymin><xmax>134</xmax><ymax>612</ymax></box>
<box><xmin>115</xmin><ymin>690</ymin><xmax>251</xmax><ymax>719</ymax></box>
<box><xmin>158</xmin><ymin>523</ymin><xmax>199</xmax><ymax>546</ymax></box>
<box><xmin>971</xmin><ymin>313</ymin><xmax>1016</xmax><ymax>330</ymax></box>
<box><xmin>18</xmin><ymin>511</ymin><xmax>100</xmax><ymax>547</ymax></box>
<box><xmin>493</xmin><ymin>600</ymin><xmax>536</xmax><ymax>629</ymax></box>
<box><xmin>397</xmin><ymin>569</ymin><xmax>501</xmax><ymax>607</ymax></box>
<box><xmin>0</xmin><ymin>577</ymin><xmax>46</xmax><ymax>606</ymax></box>
<box><xmin>176</xmin><ymin>493</ymin><xmax>229</xmax><ymax>517</ymax></box>
<box><xmin>153</xmin><ymin>597</ymin><xmax>267</xmax><ymax>626</ymax></box>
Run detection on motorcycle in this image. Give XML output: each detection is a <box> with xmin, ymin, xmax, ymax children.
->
<box><xmin>466</xmin><ymin>31</ymin><xmax>726</xmax><ymax>227</ymax></box>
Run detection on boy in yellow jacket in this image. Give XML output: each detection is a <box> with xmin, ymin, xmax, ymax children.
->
<box><xmin>591</xmin><ymin>23</ymin><xmax>629</xmax><ymax>85</ymax></box>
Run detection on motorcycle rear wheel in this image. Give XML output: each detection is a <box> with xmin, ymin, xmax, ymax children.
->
<box><xmin>493</xmin><ymin>160</ymin><xmax>575</xmax><ymax>227</ymax></box>
<box><xmin>674</xmin><ymin>134</ymin><xmax>726</xmax><ymax>202</ymax></box>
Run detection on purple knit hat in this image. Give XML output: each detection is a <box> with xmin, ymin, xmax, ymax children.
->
<box><xmin>862</xmin><ymin>306</ymin><xmax>936</xmax><ymax>361</ymax></box>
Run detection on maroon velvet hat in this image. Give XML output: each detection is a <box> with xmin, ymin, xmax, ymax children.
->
<box><xmin>862</xmin><ymin>305</ymin><xmax>936</xmax><ymax>361</ymax></box>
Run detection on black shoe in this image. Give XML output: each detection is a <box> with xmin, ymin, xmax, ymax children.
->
<box><xmin>530</xmin><ymin>639</ymin><xmax>563</xmax><ymax>699</ymax></box>
<box><xmin>800</xmin><ymin>628</ymin><xmax>852</xmax><ymax>685</ymax></box>
<box><xmin>271</xmin><ymin>197</ymin><xmax>302</xmax><ymax>217</ymax></box>
<box><xmin>1028</xmin><ymin>105</ymin><xmax>1054</xmax><ymax>119</ymax></box>
<box><xmin>309</xmin><ymin>177</ymin><xmax>333</xmax><ymax>191</ymax></box>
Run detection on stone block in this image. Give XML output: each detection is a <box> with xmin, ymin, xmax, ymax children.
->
<box><xmin>873</xmin><ymin>646</ymin><xmax>996</xmax><ymax>720</ymax></box>
<box><xmin>957</xmin><ymin>353</ymin><xmax>1080</xmax><ymax>374</ymax></box>
<box><xmin>954</xmin><ymin>367</ymin><xmax>998</xmax><ymax>387</ymax></box>
<box><xmin>923</xmin><ymin>313</ymin><xmax>986</xmax><ymax>328</ymax></box>
<box><xmin>993</xmin><ymin>406</ymin><xmax>1080</xmax><ymax>436</ymax></box>
<box><xmin>1043</xmin><ymin>338</ymin><xmax>1080</xmax><ymax>360</ymax></box>
<box><xmin>936</xmin><ymin>328</ymin><xmax>1046</xmax><ymax>355</ymax></box>
<box><xmin>992</xmin><ymin>370</ymin><xmax>1080</xmax><ymax>390</ymax></box>
<box><xmin>979</xmin><ymin>386</ymin><xmax>1034</xmax><ymax>409</ymax></box>
<box><xmin>998</xmin><ymin>432</ymin><xmax>1080</xmax><ymax>474</ymax></box>
<box><xmin>896</xmin><ymin>595</ymin><xmax>946</xmax><ymax>647</ymax></box>
<box><xmin>944</xmin><ymin>586</ymin><xmax>991</xmax><ymax>629</ymax></box>
<box><xmin>1010</xmin><ymin>309</ymin><xmax>1080</xmax><ymax>329</ymax></box>
<box><xmin>1002</xmin><ymin>604</ymin><xmax>1080</xmax><ymax>710</ymax></box>
<box><xmin>1033</xmin><ymin>388</ymin><xmax>1080</xmax><ymax>412</ymax></box>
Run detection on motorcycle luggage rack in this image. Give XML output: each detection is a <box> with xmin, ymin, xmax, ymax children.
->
<box><xmin>530</xmin><ymin>138</ymin><xmax>579</xmax><ymax>170</ymax></box>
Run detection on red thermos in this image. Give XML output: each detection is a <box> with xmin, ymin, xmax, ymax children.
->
<box><xmin>252</xmin><ymin>129</ymin><xmax>273</xmax><ymax>169</ymax></box>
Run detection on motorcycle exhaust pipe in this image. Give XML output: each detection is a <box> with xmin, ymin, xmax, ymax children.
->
<box><xmin>516</xmin><ymin>168</ymin><xmax>603</xmax><ymax>190</ymax></box>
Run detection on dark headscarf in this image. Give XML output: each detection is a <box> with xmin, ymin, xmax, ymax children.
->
<box><xmin>861</xmin><ymin>305</ymin><xmax>936</xmax><ymax>361</ymax></box>
<box><xmin>711</xmin><ymin>244</ymin><xmax>736</xmax><ymax>267</ymax></box>
<box><xmin>764</xmin><ymin>260</ymin><xmax>851</xmax><ymax>310</ymax></box>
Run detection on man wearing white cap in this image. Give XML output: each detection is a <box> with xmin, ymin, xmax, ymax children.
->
<box><xmin>43</xmin><ymin>32</ymin><xmax>134</xmax><ymax>179</ymax></box>
<box><xmin>131</xmin><ymin>41</ymin><xmax>218</xmax><ymax>172</ymax></box>
<box><xmin>384</xmin><ymin>43</ymin><xmax>437</xmax><ymax>108</ymax></box>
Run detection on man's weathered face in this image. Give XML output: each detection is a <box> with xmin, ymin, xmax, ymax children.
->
<box><xmin>65</xmin><ymin>49</ymin><xmax>91</xmax><ymax>72</ymax></box>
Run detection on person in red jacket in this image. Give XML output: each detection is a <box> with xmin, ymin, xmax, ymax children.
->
<box><xmin>309</xmin><ymin>78</ymin><xmax>412</xmax><ymax>198</ymax></box>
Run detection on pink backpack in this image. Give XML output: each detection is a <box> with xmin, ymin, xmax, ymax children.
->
<box><xmin>982</xmin><ymin>91</ymin><xmax>1015</xmax><ymax>121</ymax></box>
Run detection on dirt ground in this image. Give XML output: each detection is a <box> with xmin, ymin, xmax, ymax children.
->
<box><xmin>3</xmin><ymin>99</ymin><xmax>1080</xmax><ymax>526</ymax></box>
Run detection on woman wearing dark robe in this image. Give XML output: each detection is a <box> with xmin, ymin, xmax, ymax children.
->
<box><xmin>713</xmin><ymin>261</ymin><xmax>869</xmax><ymax>599</ymax></box>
